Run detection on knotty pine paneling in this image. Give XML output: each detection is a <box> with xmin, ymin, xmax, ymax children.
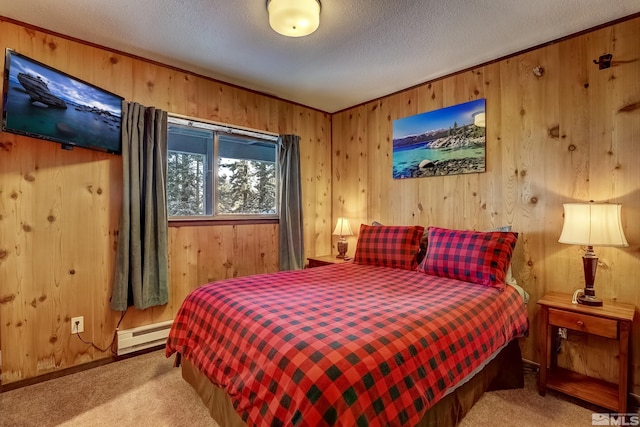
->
<box><xmin>332</xmin><ymin>17</ymin><xmax>640</xmax><ymax>393</ymax></box>
<box><xmin>2</xmin><ymin>13</ymin><xmax>639</xmax><ymax>393</ymax></box>
<box><xmin>0</xmin><ymin>19</ymin><xmax>331</xmax><ymax>383</ymax></box>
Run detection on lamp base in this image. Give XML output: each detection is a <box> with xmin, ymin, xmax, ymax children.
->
<box><xmin>578</xmin><ymin>249</ymin><xmax>602</xmax><ymax>306</ymax></box>
<box><xmin>336</xmin><ymin>239</ymin><xmax>348</xmax><ymax>259</ymax></box>
<box><xmin>577</xmin><ymin>293</ymin><xmax>603</xmax><ymax>307</ymax></box>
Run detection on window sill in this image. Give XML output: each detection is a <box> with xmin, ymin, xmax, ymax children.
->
<box><xmin>168</xmin><ymin>217</ymin><xmax>279</xmax><ymax>227</ymax></box>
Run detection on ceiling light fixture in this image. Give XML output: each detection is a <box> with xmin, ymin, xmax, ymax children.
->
<box><xmin>267</xmin><ymin>0</ymin><xmax>321</xmax><ymax>38</ymax></box>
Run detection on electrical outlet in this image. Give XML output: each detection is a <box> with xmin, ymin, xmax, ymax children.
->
<box><xmin>71</xmin><ymin>316</ymin><xmax>84</xmax><ymax>334</ymax></box>
<box><xmin>558</xmin><ymin>327</ymin><xmax>567</xmax><ymax>340</ymax></box>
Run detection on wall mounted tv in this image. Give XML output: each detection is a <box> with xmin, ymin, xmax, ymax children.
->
<box><xmin>2</xmin><ymin>48</ymin><xmax>123</xmax><ymax>154</ymax></box>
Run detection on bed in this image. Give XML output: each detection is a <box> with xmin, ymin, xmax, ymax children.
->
<box><xmin>166</xmin><ymin>225</ymin><xmax>529</xmax><ymax>426</ymax></box>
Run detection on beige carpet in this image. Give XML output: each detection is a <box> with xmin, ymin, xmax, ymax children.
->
<box><xmin>0</xmin><ymin>350</ymin><xmax>214</xmax><ymax>427</ymax></box>
<box><xmin>0</xmin><ymin>350</ymin><xmax>604</xmax><ymax>426</ymax></box>
<box><xmin>461</xmin><ymin>371</ymin><xmax>599</xmax><ymax>427</ymax></box>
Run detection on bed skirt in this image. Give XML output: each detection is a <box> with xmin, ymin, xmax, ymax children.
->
<box><xmin>179</xmin><ymin>339</ymin><xmax>524</xmax><ymax>427</ymax></box>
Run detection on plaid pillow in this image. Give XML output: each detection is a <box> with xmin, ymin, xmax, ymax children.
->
<box><xmin>353</xmin><ymin>224</ymin><xmax>425</xmax><ymax>270</ymax></box>
<box><xmin>417</xmin><ymin>226</ymin><xmax>518</xmax><ymax>289</ymax></box>
<box><xmin>371</xmin><ymin>221</ymin><xmax>429</xmax><ymax>266</ymax></box>
<box><xmin>487</xmin><ymin>225</ymin><xmax>517</xmax><ymax>286</ymax></box>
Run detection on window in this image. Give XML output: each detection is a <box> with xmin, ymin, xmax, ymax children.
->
<box><xmin>166</xmin><ymin>116</ymin><xmax>278</xmax><ymax>219</ymax></box>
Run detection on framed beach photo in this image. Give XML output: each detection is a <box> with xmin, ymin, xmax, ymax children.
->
<box><xmin>392</xmin><ymin>98</ymin><xmax>486</xmax><ymax>179</ymax></box>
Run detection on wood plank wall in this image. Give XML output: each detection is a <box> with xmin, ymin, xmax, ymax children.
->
<box><xmin>1</xmin><ymin>14</ymin><xmax>639</xmax><ymax>396</ymax></box>
<box><xmin>332</xmin><ymin>16</ymin><xmax>640</xmax><ymax>393</ymax></box>
<box><xmin>0</xmin><ymin>19</ymin><xmax>332</xmax><ymax>383</ymax></box>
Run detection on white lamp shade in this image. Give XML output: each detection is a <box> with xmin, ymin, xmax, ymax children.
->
<box><xmin>332</xmin><ymin>217</ymin><xmax>353</xmax><ymax>237</ymax></box>
<box><xmin>267</xmin><ymin>0</ymin><xmax>320</xmax><ymax>37</ymax></box>
<box><xmin>559</xmin><ymin>203</ymin><xmax>628</xmax><ymax>247</ymax></box>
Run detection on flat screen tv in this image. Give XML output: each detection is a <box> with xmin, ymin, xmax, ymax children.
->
<box><xmin>2</xmin><ymin>48</ymin><xmax>123</xmax><ymax>154</ymax></box>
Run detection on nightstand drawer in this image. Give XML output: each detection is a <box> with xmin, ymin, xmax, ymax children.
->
<box><xmin>306</xmin><ymin>255</ymin><xmax>349</xmax><ymax>268</ymax></box>
<box><xmin>308</xmin><ymin>258</ymin><xmax>333</xmax><ymax>268</ymax></box>
<box><xmin>548</xmin><ymin>308</ymin><xmax>617</xmax><ymax>339</ymax></box>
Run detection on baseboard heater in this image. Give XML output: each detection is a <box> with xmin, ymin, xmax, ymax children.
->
<box><xmin>116</xmin><ymin>320</ymin><xmax>173</xmax><ymax>356</ymax></box>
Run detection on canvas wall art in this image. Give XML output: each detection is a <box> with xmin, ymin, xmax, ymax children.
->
<box><xmin>392</xmin><ymin>98</ymin><xmax>486</xmax><ymax>179</ymax></box>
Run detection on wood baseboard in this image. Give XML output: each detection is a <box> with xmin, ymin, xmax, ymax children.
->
<box><xmin>0</xmin><ymin>345</ymin><xmax>164</xmax><ymax>393</ymax></box>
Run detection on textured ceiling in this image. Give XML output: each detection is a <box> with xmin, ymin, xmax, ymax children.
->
<box><xmin>1</xmin><ymin>1</ymin><xmax>639</xmax><ymax>113</ymax></box>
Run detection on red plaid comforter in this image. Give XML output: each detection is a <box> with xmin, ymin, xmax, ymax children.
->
<box><xmin>166</xmin><ymin>263</ymin><xmax>528</xmax><ymax>426</ymax></box>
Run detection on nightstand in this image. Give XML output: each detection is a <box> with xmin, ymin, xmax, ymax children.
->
<box><xmin>538</xmin><ymin>292</ymin><xmax>635</xmax><ymax>412</ymax></box>
<box><xmin>306</xmin><ymin>255</ymin><xmax>350</xmax><ymax>268</ymax></box>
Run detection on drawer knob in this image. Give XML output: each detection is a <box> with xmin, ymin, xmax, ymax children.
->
<box><xmin>576</xmin><ymin>320</ymin><xmax>585</xmax><ymax>327</ymax></box>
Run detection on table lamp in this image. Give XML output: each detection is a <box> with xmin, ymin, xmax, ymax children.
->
<box><xmin>332</xmin><ymin>217</ymin><xmax>353</xmax><ymax>259</ymax></box>
<box><xmin>558</xmin><ymin>202</ymin><xmax>628</xmax><ymax>306</ymax></box>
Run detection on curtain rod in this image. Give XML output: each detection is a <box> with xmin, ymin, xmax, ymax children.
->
<box><xmin>168</xmin><ymin>113</ymin><xmax>278</xmax><ymax>141</ymax></box>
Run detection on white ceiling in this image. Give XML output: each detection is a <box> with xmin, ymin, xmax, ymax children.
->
<box><xmin>2</xmin><ymin>1</ymin><xmax>639</xmax><ymax>113</ymax></box>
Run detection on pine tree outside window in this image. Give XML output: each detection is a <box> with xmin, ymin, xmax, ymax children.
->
<box><xmin>166</xmin><ymin>116</ymin><xmax>278</xmax><ymax>220</ymax></box>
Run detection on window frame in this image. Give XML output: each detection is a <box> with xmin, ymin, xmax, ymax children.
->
<box><xmin>167</xmin><ymin>114</ymin><xmax>280</xmax><ymax>223</ymax></box>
